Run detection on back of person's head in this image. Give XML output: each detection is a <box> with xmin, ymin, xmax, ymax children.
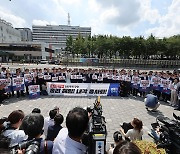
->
<box><xmin>49</xmin><ymin>109</ymin><xmax>57</xmax><ymax>119</ymax></box>
<box><xmin>113</xmin><ymin>140</ymin><xmax>141</xmax><ymax>154</ymax></box>
<box><xmin>66</xmin><ymin>107</ymin><xmax>89</xmax><ymax>138</ymax></box>
<box><xmin>113</xmin><ymin>131</ymin><xmax>122</xmax><ymax>143</ymax></box>
<box><xmin>8</xmin><ymin>110</ymin><xmax>25</xmax><ymax>125</ymax></box>
<box><xmin>54</xmin><ymin>114</ymin><xmax>64</xmax><ymax>125</ymax></box>
<box><xmin>53</xmin><ymin>106</ymin><xmax>60</xmax><ymax>113</ymax></box>
<box><xmin>21</xmin><ymin>113</ymin><xmax>44</xmax><ymax>139</ymax></box>
<box><xmin>132</xmin><ymin>118</ymin><xmax>143</xmax><ymax>132</ymax></box>
<box><xmin>32</xmin><ymin>108</ymin><xmax>41</xmax><ymax>114</ymax></box>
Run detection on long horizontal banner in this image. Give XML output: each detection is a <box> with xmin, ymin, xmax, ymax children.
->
<box><xmin>47</xmin><ymin>83</ymin><xmax>120</xmax><ymax>96</ymax></box>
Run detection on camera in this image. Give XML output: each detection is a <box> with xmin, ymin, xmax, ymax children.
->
<box><xmin>0</xmin><ymin>117</ymin><xmax>8</xmax><ymax>125</ymax></box>
<box><xmin>149</xmin><ymin>113</ymin><xmax>180</xmax><ymax>154</ymax></box>
<box><xmin>10</xmin><ymin>139</ymin><xmax>40</xmax><ymax>154</ymax></box>
<box><xmin>83</xmin><ymin>96</ymin><xmax>107</xmax><ymax>154</ymax></box>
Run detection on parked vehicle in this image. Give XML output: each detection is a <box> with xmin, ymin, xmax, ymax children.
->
<box><xmin>48</xmin><ymin>60</ymin><xmax>60</xmax><ymax>65</ymax></box>
<box><xmin>40</xmin><ymin>59</ymin><xmax>48</xmax><ymax>64</ymax></box>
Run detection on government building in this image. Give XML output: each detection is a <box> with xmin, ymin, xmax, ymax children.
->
<box><xmin>32</xmin><ymin>25</ymin><xmax>91</xmax><ymax>50</ymax></box>
<box><xmin>0</xmin><ymin>18</ymin><xmax>55</xmax><ymax>62</ymax></box>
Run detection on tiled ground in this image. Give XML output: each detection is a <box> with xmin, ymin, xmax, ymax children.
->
<box><xmin>0</xmin><ymin>95</ymin><xmax>179</xmax><ymax>146</ymax></box>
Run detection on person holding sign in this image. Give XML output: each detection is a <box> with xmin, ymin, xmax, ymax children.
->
<box><xmin>51</xmin><ymin>68</ymin><xmax>59</xmax><ymax>82</ymax></box>
<box><xmin>13</xmin><ymin>69</ymin><xmax>25</xmax><ymax>98</ymax></box>
<box><xmin>170</xmin><ymin>78</ymin><xmax>179</xmax><ymax>107</ymax></box>
<box><xmin>144</xmin><ymin>94</ymin><xmax>160</xmax><ymax>112</ymax></box>
<box><xmin>174</xmin><ymin>82</ymin><xmax>180</xmax><ymax>111</ymax></box>
<box><xmin>24</xmin><ymin>69</ymin><xmax>32</xmax><ymax>95</ymax></box>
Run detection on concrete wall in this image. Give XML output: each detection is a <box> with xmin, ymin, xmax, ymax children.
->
<box><xmin>0</xmin><ymin>18</ymin><xmax>21</xmax><ymax>43</ymax></box>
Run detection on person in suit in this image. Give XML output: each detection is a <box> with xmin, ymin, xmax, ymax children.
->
<box><xmin>47</xmin><ymin>114</ymin><xmax>64</xmax><ymax>141</ymax></box>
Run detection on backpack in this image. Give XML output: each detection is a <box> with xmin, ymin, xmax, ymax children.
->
<box><xmin>0</xmin><ymin>133</ymin><xmax>11</xmax><ymax>149</ymax></box>
<box><xmin>0</xmin><ymin>125</ymin><xmax>16</xmax><ymax>149</ymax></box>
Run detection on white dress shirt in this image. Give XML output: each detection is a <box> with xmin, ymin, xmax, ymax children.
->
<box><xmin>44</xmin><ymin>117</ymin><xmax>54</xmax><ymax>138</ymax></box>
<box><xmin>53</xmin><ymin>128</ymin><xmax>87</xmax><ymax>154</ymax></box>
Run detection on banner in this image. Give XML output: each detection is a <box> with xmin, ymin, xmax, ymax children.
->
<box><xmin>59</xmin><ymin>76</ymin><xmax>65</xmax><ymax>81</ymax></box>
<box><xmin>52</xmin><ymin>77</ymin><xmax>58</xmax><ymax>82</ymax></box>
<box><xmin>139</xmin><ymin>80</ymin><xmax>150</xmax><ymax>92</ymax></box>
<box><xmin>44</xmin><ymin>75</ymin><xmax>51</xmax><ymax>80</ymax></box>
<box><xmin>38</xmin><ymin>73</ymin><xmax>44</xmax><ymax>79</ymax></box>
<box><xmin>131</xmin><ymin>76</ymin><xmax>140</xmax><ymax>89</ymax></box>
<box><xmin>28</xmin><ymin>85</ymin><xmax>40</xmax><ymax>99</ymax></box>
<box><xmin>24</xmin><ymin>74</ymin><xmax>33</xmax><ymax>86</ymax></box>
<box><xmin>47</xmin><ymin>83</ymin><xmax>120</xmax><ymax>96</ymax></box>
<box><xmin>160</xmin><ymin>79</ymin><xmax>171</xmax><ymax>94</ymax></box>
<box><xmin>125</xmin><ymin>76</ymin><xmax>131</xmax><ymax>82</ymax></box>
<box><xmin>151</xmin><ymin>77</ymin><xmax>161</xmax><ymax>91</ymax></box>
<box><xmin>12</xmin><ymin>77</ymin><xmax>24</xmax><ymax>91</ymax></box>
<box><xmin>0</xmin><ymin>78</ymin><xmax>11</xmax><ymax>92</ymax></box>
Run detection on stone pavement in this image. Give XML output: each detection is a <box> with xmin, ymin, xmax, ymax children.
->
<box><xmin>0</xmin><ymin>95</ymin><xmax>179</xmax><ymax>147</ymax></box>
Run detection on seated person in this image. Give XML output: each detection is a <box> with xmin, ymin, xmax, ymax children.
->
<box><xmin>113</xmin><ymin>140</ymin><xmax>141</xmax><ymax>154</ymax></box>
<box><xmin>120</xmin><ymin>118</ymin><xmax>143</xmax><ymax>141</ymax></box>
<box><xmin>108</xmin><ymin>131</ymin><xmax>123</xmax><ymax>154</ymax></box>
<box><xmin>145</xmin><ymin>94</ymin><xmax>160</xmax><ymax>111</ymax></box>
<box><xmin>21</xmin><ymin>113</ymin><xmax>53</xmax><ymax>154</ymax></box>
<box><xmin>2</xmin><ymin>110</ymin><xmax>27</xmax><ymax>147</ymax></box>
<box><xmin>46</xmin><ymin>113</ymin><xmax>64</xmax><ymax>141</ymax></box>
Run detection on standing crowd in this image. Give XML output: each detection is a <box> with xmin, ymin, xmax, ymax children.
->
<box><xmin>1</xmin><ymin>66</ymin><xmax>180</xmax><ymax>110</ymax></box>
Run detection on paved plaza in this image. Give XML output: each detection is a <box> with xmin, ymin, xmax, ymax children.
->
<box><xmin>0</xmin><ymin>95</ymin><xmax>179</xmax><ymax>146</ymax></box>
<box><xmin>0</xmin><ymin>63</ymin><xmax>179</xmax><ymax>148</ymax></box>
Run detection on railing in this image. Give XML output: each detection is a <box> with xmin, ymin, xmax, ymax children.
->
<box><xmin>62</xmin><ymin>58</ymin><xmax>180</xmax><ymax>69</ymax></box>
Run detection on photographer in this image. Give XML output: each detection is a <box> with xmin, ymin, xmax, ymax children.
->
<box><xmin>108</xmin><ymin>131</ymin><xmax>123</xmax><ymax>154</ymax></box>
<box><xmin>120</xmin><ymin>118</ymin><xmax>143</xmax><ymax>141</ymax></box>
<box><xmin>21</xmin><ymin>113</ymin><xmax>53</xmax><ymax>154</ymax></box>
<box><xmin>1</xmin><ymin>110</ymin><xmax>27</xmax><ymax>147</ymax></box>
<box><xmin>144</xmin><ymin>94</ymin><xmax>160</xmax><ymax>112</ymax></box>
<box><xmin>53</xmin><ymin>107</ymin><xmax>89</xmax><ymax>154</ymax></box>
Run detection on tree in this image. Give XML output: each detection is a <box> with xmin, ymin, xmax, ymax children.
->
<box><xmin>66</xmin><ymin>35</ymin><xmax>74</xmax><ymax>57</ymax></box>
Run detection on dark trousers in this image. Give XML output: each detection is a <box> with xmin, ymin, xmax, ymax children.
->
<box><xmin>153</xmin><ymin>90</ymin><xmax>161</xmax><ymax>100</ymax></box>
<box><xmin>0</xmin><ymin>89</ymin><xmax>7</xmax><ymax>103</ymax></box>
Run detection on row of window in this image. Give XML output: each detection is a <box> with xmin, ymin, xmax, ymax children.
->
<box><xmin>32</xmin><ymin>31</ymin><xmax>91</xmax><ymax>36</ymax></box>
<box><xmin>32</xmin><ymin>27</ymin><xmax>91</xmax><ymax>31</ymax></box>
<box><xmin>32</xmin><ymin>29</ymin><xmax>91</xmax><ymax>33</ymax></box>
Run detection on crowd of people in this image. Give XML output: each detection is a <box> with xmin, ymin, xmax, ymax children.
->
<box><xmin>0</xmin><ymin>106</ymin><xmax>143</xmax><ymax>154</ymax></box>
<box><xmin>0</xmin><ymin>66</ymin><xmax>180</xmax><ymax>110</ymax></box>
<box><xmin>0</xmin><ymin>66</ymin><xmax>179</xmax><ymax>153</ymax></box>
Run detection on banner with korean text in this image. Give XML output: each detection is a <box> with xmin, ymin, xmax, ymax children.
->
<box><xmin>12</xmin><ymin>77</ymin><xmax>24</xmax><ymax>91</ymax></box>
<box><xmin>29</xmin><ymin>85</ymin><xmax>40</xmax><ymax>99</ymax></box>
<box><xmin>0</xmin><ymin>78</ymin><xmax>11</xmax><ymax>92</ymax></box>
<box><xmin>47</xmin><ymin>83</ymin><xmax>120</xmax><ymax>96</ymax></box>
